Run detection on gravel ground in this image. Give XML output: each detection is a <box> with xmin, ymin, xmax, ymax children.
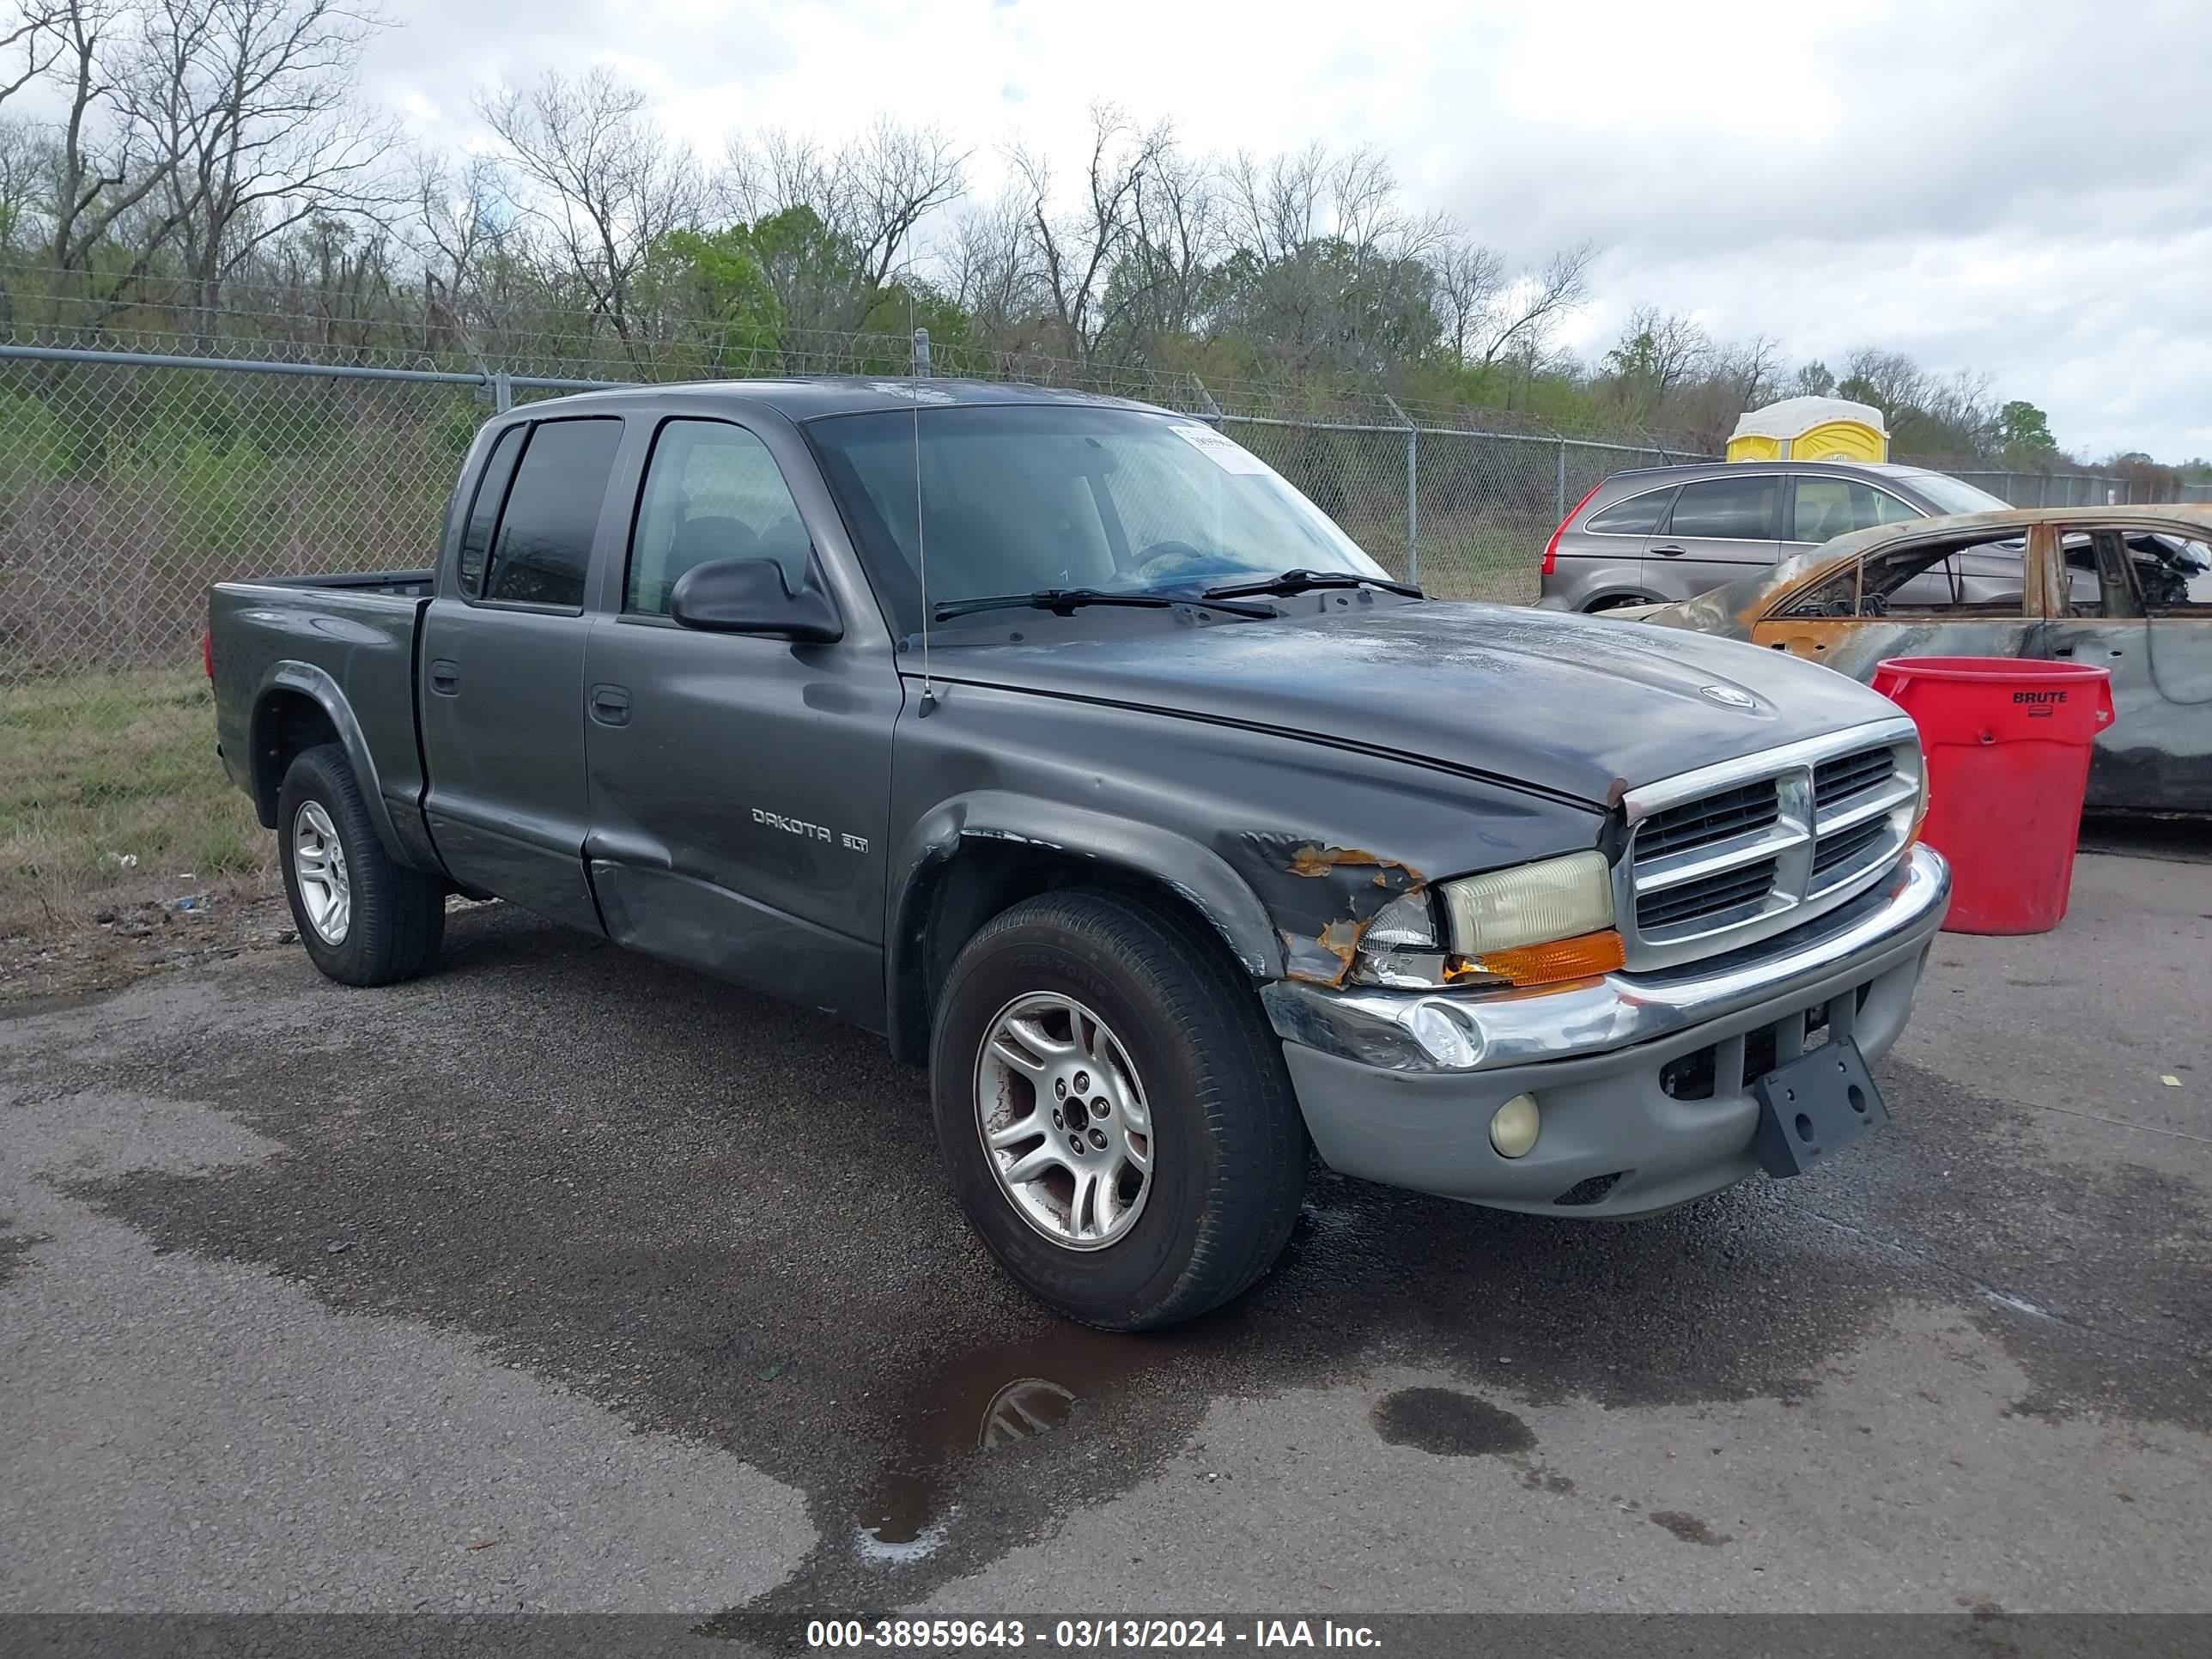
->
<box><xmin>1</xmin><ymin>842</ymin><xmax>2206</xmax><ymax>1646</ymax></box>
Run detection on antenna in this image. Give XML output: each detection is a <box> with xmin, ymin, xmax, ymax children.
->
<box><xmin>912</xmin><ymin>311</ymin><xmax>935</xmax><ymax>713</ymax></box>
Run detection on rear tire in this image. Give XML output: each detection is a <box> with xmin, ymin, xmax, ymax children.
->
<box><xmin>931</xmin><ymin>889</ymin><xmax>1306</xmax><ymax>1330</ymax></box>
<box><xmin>276</xmin><ymin>743</ymin><xmax>445</xmax><ymax>987</ymax></box>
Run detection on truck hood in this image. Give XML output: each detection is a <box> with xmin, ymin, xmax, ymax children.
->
<box><xmin>931</xmin><ymin>600</ymin><xmax>1904</xmax><ymax>808</ymax></box>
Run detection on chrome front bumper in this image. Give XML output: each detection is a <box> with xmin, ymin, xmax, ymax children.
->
<box><xmin>1264</xmin><ymin>844</ymin><xmax>1950</xmax><ymax>1216</ymax></box>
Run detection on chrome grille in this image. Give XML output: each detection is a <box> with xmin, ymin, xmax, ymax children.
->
<box><xmin>1814</xmin><ymin>746</ymin><xmax>1894</xmax><ymax>807</ymax></box>
<box><xmin>1635</xmin><ymin>781</ymin><xmax>1781</xmax><ymax>861</ymax></box>
<box><xmin>1811</xmin><ymin>816</ymin><xmax>1887</xmax><ymax>879</ymax></box>
<box><xmin>1613</xmin><ymin>720</ymin><xmax>1923</xmax><ymax>970</ymax></box>
<box><xmin>1638</xmin><ymin>857</ymin><xmax>1779</xmax><ymax>932</ymax></box>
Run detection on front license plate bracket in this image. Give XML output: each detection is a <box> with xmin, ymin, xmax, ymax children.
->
<box><xmin>1752</xmin><ymin>1035</ymin><xmax>1889</xmax><ymax>1178</ymax></box>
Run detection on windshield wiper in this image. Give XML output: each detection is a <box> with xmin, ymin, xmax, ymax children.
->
<box><xmin>933</xmin><ymin>587</ymin><xmax>1277</xmax><ymax>622</ymax></box>
<box><xmin>1201</xmin><ymin>568</ymin><xmax>1424</xmax><ymax>601</ymax></box>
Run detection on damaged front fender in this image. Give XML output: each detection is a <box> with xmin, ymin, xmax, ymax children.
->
<box><xmin>1236</xmin><ymin>833</ymin><xmax>1429</xmax><ymax>988</ymax></box>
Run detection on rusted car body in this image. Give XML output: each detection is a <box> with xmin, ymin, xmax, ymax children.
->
<box><xmin>1626</xmin><ymin>504</ymin><xmax>2212</xmax><ymax>814</ymax></box>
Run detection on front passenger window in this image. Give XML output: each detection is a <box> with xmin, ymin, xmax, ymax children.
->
<box><xmin>629</xmin><ymin>420</ymin><xmax>814</xmax><ymax>615</ymax></box>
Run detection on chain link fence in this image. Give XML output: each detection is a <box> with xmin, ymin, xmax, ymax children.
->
<box><xmin>0</xmin><ymin>337</ymin><xmax>1705</xmax><ymax>693</ymax></box>
<box><xmin>1923</xmin><ymin>466</ymin><xmax>2212</xmax><ymax>508</ymax></box>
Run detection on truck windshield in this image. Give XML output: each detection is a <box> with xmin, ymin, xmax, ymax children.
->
<box><xmin>805</xmin><ymin>404</ymin><xmax>1389</xmax><ymax>634</ymax></box>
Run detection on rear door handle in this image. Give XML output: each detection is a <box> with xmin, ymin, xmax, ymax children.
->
<box><xmin>1651</xmin><ymin>545</ymin><xmax>1686</xmax><ymax>558</ymax></box>
<box><xmin>589</xmin><ymin>683</ymin><xmax>632</xmax><ymax>726</ymax></box>
<box><xmin>429</xmin><ymin>659</ymin><xmax>460</xmax><ymax>695</ymax></box>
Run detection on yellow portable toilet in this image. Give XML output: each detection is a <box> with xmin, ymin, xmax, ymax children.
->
<box><xmin>1727</xmin><ymin>396</ymin><xmax>1887</xmax><ymax>465</ymax></box>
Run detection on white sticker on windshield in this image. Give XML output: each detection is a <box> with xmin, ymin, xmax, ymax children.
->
<box><xmin>1167</xmin><ymin>422</ymin><xmax>1273</xmax><ymax>474</ymax></box>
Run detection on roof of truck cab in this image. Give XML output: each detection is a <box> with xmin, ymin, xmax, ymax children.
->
<box><xmin>522</xmin><ymin>375</ymin><xmax>1177</xmax><ymax>422</ymax></box>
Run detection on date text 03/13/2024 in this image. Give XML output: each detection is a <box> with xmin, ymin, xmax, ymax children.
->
<box><xmin>804</xmin><ymin>1619</ymin><xmax>1382</xmax><ymax>1649</ymax></box>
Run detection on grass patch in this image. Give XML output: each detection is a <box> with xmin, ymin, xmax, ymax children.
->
<box><xmin>1</xmin><ymin>667</ymin><xmax>272</xmax><ymax>937</ymax></box>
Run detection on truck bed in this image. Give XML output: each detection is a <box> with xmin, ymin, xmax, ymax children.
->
<box><xmin>208</xmin><ymin>569</ymin><xmax>437</xmax><ymax>848</ymax></box>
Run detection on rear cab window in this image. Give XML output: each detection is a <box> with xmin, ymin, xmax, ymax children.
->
<box><xmin>475</xmin><ymin>417</ymin><xmax>625</xmax><ymax>611</ymax></box>
<box><xmin>455</xmin><ymin>425</ymin><xmax>525</xmax><ymax>599</ymax></box>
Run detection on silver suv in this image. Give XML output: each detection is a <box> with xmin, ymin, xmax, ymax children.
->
<box><xmin>1536</xmin><ymin>460</ymin><xmax>2010</xmax><ymax>612</ymax></box>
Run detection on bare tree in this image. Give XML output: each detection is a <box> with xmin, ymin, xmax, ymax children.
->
<box><xmin>1472</xmin><ymin>240</ymin><xmax>1597</xmax><ymax>369</ymax></box>
<box><xmin>479</xmin><ymin>64</ymin><xmax>704</xmax><ymax>359</ymax></box>
<box><xmin>1432</xmin><ymin>233</ymin><xmax>1504</xmax><ymax>363</ymax></box>
<box><xmin>139</xmin><ymin>0</ymin><xmax>398</xmax><ymax>337</ymax></box>
<box><xmin>2</xmin><ymin>1</ymin><xmax>67</xmax><ymax>110</ymax></box>
<box><xmin>720</xmin><ymin>116</ymin><xmax>963</xmax><ymax>336</ymax></box>
<box><xmin>405</xmin><ymin>147</ymin><xmax>512</xmax><ymax>353</ymax></box>
<box><xmin>41</xmin><ymin>0</ymin><xmax>180</xmax><ymax>316</ymax></box>
<box><xmin>838</xmin><ymin>117</ymin><xmax>964</xmax><ymax>288</ymax></box>
<box><xmin>1123</xmin><ymin>137</ymin><xmax>1218</xmax><ymax>343</ymax></box>
<box><xmin>941</xmin><ymin>185</ymin><xmax>1039</xmax><ymax>343</ymax></box>
<box><xmin>1012</xmin><ymin>104</ymin><xmax>1170</xmax><ymax>365</ymax></box>
<box><xmin>1711</xmin><ymin>331</ymin><xmax>1784</xmax><ymax>409</ymax></box>
<box><xmin>0</xmin><ymin>116</ymin><xmax>42</xmax><ymax>250</ymax></box>
<box><xmin>1222</xmin><ymin>143</ymin><xmax>1325</xmax><ymax>264</ymax></box>
<box><xmin>1602</xmin><ymin>304</ymin><xmax>1711</xmax><ymax>416</ymax></box>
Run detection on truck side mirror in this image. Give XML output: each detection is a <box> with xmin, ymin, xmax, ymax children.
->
<box><xmin>669</xmin><ymin>557</ymin><xmax>842</xmax><ymax>643</ymax></box>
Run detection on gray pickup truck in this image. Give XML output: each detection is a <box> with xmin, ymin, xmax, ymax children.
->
<box><xmin>209</xmin><ymin>379</ymin><xmax>1951</xmax><ymax>1329</ymax></box>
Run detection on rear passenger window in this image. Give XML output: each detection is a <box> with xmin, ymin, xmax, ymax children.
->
<box><xmin>483</xmin><ymin>418</ymin><xmax>624</xmax><ymax>609</ymax></box>
<box><xmin>1666</xmin><ymin>477</ymin><xmax>1778</xmax><ymax>540</ymax></box>
<box><xmin>455</xmin><ymin>424</ymin><xmax>524</xmax><ymax>599</ymax></box>
<box><xmin>1584</xmin><ymin>489</ymin><xmax>1672</xmax><ymax>536</ymax></box>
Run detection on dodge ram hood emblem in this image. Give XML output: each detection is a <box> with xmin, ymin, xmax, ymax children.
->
<box><xmin>1699</xmin><ymin>684</ymin><xmax>1758</xmax><ymax>709</ymax></box>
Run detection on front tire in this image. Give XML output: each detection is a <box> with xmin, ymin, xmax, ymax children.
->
<box><xmin>931</xmin><ymin>890</ymin><xmax>1306</xmax><ymax>1330</ymax></box>
<box><xmin>276</xmin><ymin>744</ymin><xmax>445</xmax><ymax>987</ymax></box>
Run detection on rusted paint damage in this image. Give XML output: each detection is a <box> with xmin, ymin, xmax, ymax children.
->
<box><xmin>1239</xmin><ymin>832</ymin><xmax>1427</xmax><ymax>988</ymax></box>
<box><xmin>1284</xmin><ymin>842</ymin><xmax>1424</xmax><ymax>884</ymax></box>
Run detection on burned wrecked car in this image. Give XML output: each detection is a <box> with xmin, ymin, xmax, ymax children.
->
<box><xmin>1626</xmin><ymin>504</ymin><xmax>2212</xmax><ymax>815</ymax></box>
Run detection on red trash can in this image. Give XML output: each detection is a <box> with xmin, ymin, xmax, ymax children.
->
<box><xmin>1870</xmin><ymin>657</ymin><xmax>2115</xmax><ymax>935</ymax></box>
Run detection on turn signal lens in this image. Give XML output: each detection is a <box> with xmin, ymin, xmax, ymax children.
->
<box><xmin>1461</xmin><ymin>928</ymin><xmax>1626</xmax><ymax>988</ymax></box>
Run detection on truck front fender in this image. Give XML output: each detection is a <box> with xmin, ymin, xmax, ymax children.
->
<box><xmin>884</xmin><ymin>791</ymin><xmax>1285</xmax><ymax>1064</ymax></box>
<box><xmin>899</xmin><ymin>792</ymin><xmax>1281</xmax><ymax>976</ymax></box>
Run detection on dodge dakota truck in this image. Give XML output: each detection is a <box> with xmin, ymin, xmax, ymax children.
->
<box><xmin>208</xmin><ymin>379</ymin><xmax>1951</xmax><ymax>1330</ymax></box>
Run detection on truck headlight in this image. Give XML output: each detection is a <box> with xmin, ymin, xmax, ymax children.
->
<box><xmin>1349</xmin><ymin>852</ymin><xmax>1626</xmax><ymax>991</ymax></box>
<box><xmin>1438</xmin><ymin>851</ymin><xmax>1623</xmax><ymax>987</ymax></box>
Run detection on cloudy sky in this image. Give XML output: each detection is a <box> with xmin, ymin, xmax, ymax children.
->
<box><xmin>363</xmin><ymin>0</ymin><xmax>2212</xmax><ymax>462</ymax></box>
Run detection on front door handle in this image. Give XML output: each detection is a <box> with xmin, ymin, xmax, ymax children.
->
<box><xmin>589</xmin><ymin>683</ymin><xmax>632</xmax><ymax>726</ymax></box>
<box><xmin>1651</xmin><ymin>544</ymin><xmax>1686</xmax><ymax>558</ymax></box>
<box><xmin>429</xmin><ymin>659</ymin><xmax>460</xmax><ymax>695</ymax></box>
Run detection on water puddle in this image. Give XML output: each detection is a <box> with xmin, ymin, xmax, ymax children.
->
<box><xmin>854</xmin><ymin>1323</ymin><xmax>1176</xmax><ymax>1559</ymax></box>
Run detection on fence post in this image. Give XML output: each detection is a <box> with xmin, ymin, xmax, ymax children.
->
<box><xmin>492</xmin><ymin>371</ymin><xmax>513</xmax><ymax>414</ymax></box>
<box><xmin>1555</xmin><ymin>439</ymin><xmax>1568</xmax><ymax>523</ymax></box>
<box><xmin>1190</xmin><ymin>375</ymin><xmax>1224</xmax><ymax>429</ymax></box>
<box><xmin>1385</xmin><ymin>395</ymin><xmax>1418</xmax><ymax>582</ymax></box>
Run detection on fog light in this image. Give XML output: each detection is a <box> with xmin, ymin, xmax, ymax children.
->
<box><xmin>1490</xmin><ymin>1093</ymin><xmax>1541</xmax><ymax>1158</ymax></box>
